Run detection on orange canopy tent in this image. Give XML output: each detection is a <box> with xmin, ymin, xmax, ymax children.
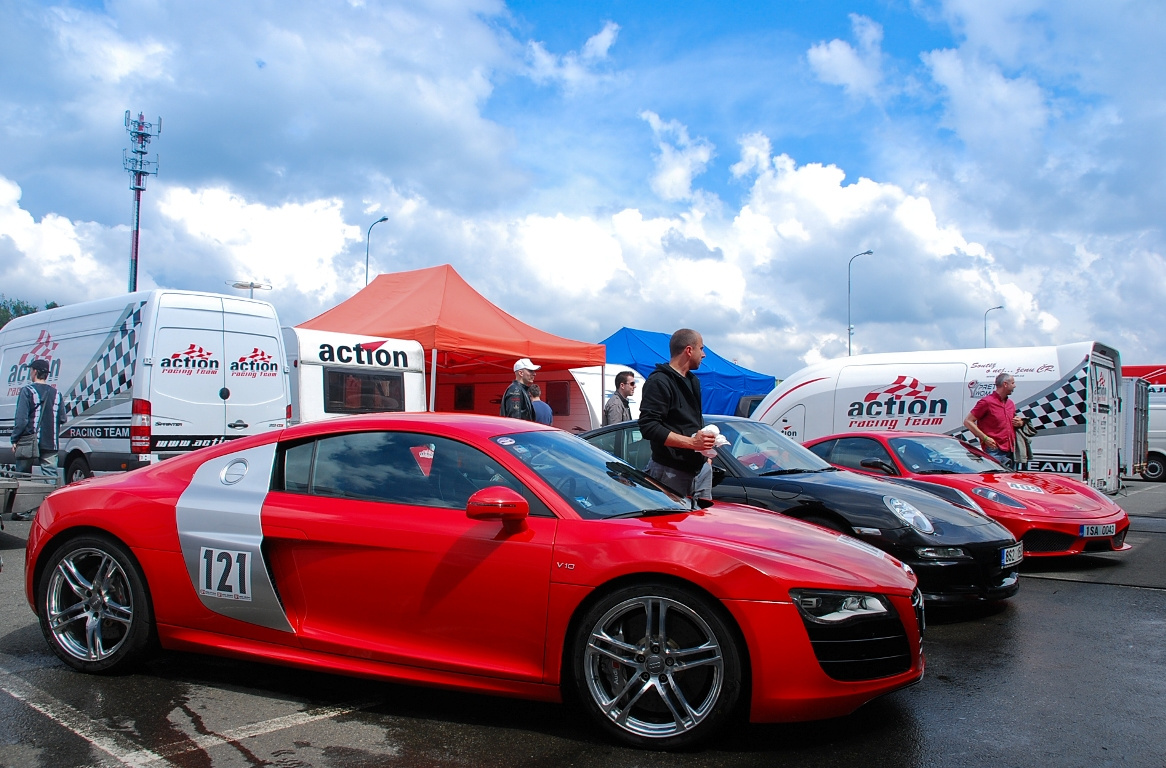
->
<box><xmin>297</xmin><ymin>264</ymin><xmax>606</xmax><ymax>410</ymax></box>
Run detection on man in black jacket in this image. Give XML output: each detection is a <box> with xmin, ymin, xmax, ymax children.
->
<box><xmin>638</xmin><ymin>329</ymin><xmax>717</xmax><ymax>503</ymax></box>
<box><xmin>500</xmin><ymin>358</ymin><xmax>540</xmax><ymax>421</ymax></box>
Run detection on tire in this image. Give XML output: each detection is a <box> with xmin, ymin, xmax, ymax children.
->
<box><xmin>65</xmin><ymin>456</ymin><xmax>92</xmax><ymax>485</ymax></box>
<box><xmin>36</xmin><ymin>535</ymin><xmax>155</xmax><ymax>674</ymax></box>
<box><xmin>571</xmin><ymin>583</ymin><xmax>743</xmax><ymax>750</ymax></box>
<box><xmin>1141</xmin><ymin>455</ymin><xmax>1166</xmax><ymax>482</ymax></box>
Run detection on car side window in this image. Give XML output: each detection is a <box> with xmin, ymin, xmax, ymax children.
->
<box><xmin>278</xmin><ymin>431</ymin><xmax>552</xmax><ymax>516</ymax></box>
<box><xmin>830</xmin><ymin>437</ymin><xmax>894</xmax><ymax>472</ymax></box>
<box><xmin>624</xmin><ymin>428</ymin><xmax>652</xmax><ymax>471</ymax></box>
<box><xmin>587</xmin><ymin>429</ymin><xmax>622</xmax><ymax>460</ymax></box>
<box><xmin>806</xmin><ymin>439</ymin><xmax>836</xmax><ymax>462</ymax></box>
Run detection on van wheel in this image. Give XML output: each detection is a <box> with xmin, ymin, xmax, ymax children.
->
<box><xmin>65</xmin><ymin>457</ymin><xmax>92</xmax><ymax>484</ymax></box>
<box><xmin>1142</xmin><ymin>455</ymin><xmax>1166</xmax><ymax>482</ymax></box>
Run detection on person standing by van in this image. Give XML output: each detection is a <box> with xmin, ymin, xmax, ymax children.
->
<box><xmin>11</xmin><ymin>358</ymin><xmax>66</xmax><ymax>480</ymax></box>
<box><xmin>603</xmin><ymin>371</ymin><xmax>636</xmax><ymax>425</ymax></box>
<box><xmin>638</xmin><ymin>329</ymin><xmax>718</xmax><ymax>503</ymax></box>
<box><xmin>964</xmin><ymin>372</ymin><xmax>1024</xmax><ymax>467</ymax></box>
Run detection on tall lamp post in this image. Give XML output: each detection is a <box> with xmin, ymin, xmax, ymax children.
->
<box><xmin>984</xmin><ymin>305</ymin><xmax>1003</xmax><ymax>347</ymax></box>
<box><xmin>847</xmin><ymin>250</ymin><xmax>874</xmax><ymax>356</ymax></box>
<box><xmin>365</xmin><ymin>216</ymin><xmax>389</xmax><ymax>286</ymax></box>
<box><xmin>229</xmin><ymin>280</ymin><xmax>272</xmax><ymax>299</ymax></box>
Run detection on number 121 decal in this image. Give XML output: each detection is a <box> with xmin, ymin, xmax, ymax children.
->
<box><xmin>199</xmin><ymin>547</ymin><xmax>253</xmax><ymax>601</ymax></box>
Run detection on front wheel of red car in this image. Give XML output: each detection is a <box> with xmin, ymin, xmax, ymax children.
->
<box><xmin>37</xmin><ymin>535</ymin><xmax>155</xmax><ymax>674</ymax></box>
<box><xmin>571</xmin><ymin>583</ymin><xmax>743</xmax><ymax>750</ymax></box>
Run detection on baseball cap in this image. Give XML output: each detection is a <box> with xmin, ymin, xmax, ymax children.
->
<box><xmin>29</xmin><ymin>359</ymin><xmax>50</xmax><ymax>375</ymax></box>
<box><xmin>513</xmin><ymin>358</ymin><xmax>541</xmax><ymax>372</ymax></box>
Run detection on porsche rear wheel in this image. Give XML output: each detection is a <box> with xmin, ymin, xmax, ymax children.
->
<box><xmin>37</xmin><ymin>535</ymin><xmax>154</xmax><ymax>674</ymax></box>
<box><xmin>572</xmin><ymin>583</ymin><xmax>742</xmax><ymax>750</ymax></box>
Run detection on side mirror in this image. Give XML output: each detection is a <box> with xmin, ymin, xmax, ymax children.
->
<box><xmin>860</xmin><ymin>458</ymin><xmax>897</xmax><ymax>476</ymax></box>
<box><xmin>466</xmin><ymin>486</ymin><xmax>529</xmax><ymax>521</ymax></box>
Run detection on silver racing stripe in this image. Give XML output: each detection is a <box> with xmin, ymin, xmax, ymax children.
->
<box><xmin>175</xmin><ymin>442</ymin><xmax>293</xmax><ymax>633</ymax></box>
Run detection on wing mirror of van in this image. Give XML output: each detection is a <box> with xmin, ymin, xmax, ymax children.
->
<box><xmin>860</xmin><ymin>458</ymin><xmax>898</xmax><ymax>475</ymax></box>
<box><xmin>466</xmin><ymin>486</ymin><xmax>529</xmax><ymax>521</ymax></box>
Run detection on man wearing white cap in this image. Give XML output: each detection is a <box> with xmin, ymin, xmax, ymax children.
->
<box><xmin>500</xmin><ymin>358</ymin><xmax>540</xmax><ymax>421</ymax></box>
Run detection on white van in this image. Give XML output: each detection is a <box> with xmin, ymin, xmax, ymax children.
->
<box><xmin>1</xmin><ymin>290</ymin><xmax>290</xmax><ymax>483</ymax></box>
<box><xmin>753</xmin><ymin>341</ymin><xmax>1123</xmax><ymax>492</ymax></box>
<box><xmin>282</xmin><ymin>327</ymin><xmax>426</xmax><ymax>423</ymax></box>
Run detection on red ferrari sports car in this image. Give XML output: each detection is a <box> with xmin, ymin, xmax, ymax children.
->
<box><xmin>804</xmin><ymin>431</ymin><xmax>1131</xmax><ymax>557</ymax></box>
<box><xmin>26</xmin><ymin>414</ymin><xmax>924</xmax><ymax>749</ymax></box>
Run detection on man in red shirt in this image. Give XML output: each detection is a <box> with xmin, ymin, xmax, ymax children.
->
<box><xmin>963</xmin><ymin>373</ymin><xmax>1024</xmax><ymax>467</ymax></box>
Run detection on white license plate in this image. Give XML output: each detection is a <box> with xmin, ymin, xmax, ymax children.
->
<box><xmin>1001</xmin><ymin>542</ymin><xmax>1024</xmax><ymax>568</ymax></box>
<box><xmin>1080</xmin><ymin>523</ymin><xmax>1116</xmax><ymax>538</ymax></box>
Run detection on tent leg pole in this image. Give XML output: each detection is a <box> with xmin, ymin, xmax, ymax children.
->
<box><xmin>429</xmin><ymin>348</ymin><xmax>438</xmax><ymax>412</ymax></box>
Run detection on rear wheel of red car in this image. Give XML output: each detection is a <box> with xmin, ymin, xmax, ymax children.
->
<box><xmin>571</xmin><ymin>583</ymin><xmax>742</xmax><ymax>750</ymax></box>
<box><xmin>37</xmin><ymin>535</ymin><xmax>155</xmax><ymax>674</ymax></box>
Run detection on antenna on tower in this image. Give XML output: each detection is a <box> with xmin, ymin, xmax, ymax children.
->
<box><xmin>123</xmin><ymin>110</ymin><xmax>161</xmax><ymax>292</ymax></box>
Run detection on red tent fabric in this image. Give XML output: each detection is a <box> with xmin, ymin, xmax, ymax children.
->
<box><xmin>297</xmin><ymin>264</ymin><xmax>606</xmax><ymax>374</ymax></box>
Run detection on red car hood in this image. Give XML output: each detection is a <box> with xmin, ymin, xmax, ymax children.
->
<box><xmin>613</xmin><ymin>501</ymin><xmax>918</xmax><ymax>594</ymax></box>
<box><xmin>926</xmin><ymin>472</ymin><xmax>1119</xmax><ymax>519</ymax></box>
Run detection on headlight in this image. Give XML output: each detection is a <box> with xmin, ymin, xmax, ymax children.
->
<box><xmin>789</xmin><ymin>589</ymin><xmax>890</xmax><ymax>624</ymax></box>
<box><xmin>952</xmin><ymin>489</ymin><xmax>986</xmax><ymax>514</ymax></box>
<box><xmin>884</xmin><ymin>496</ymin><xmax>935</xmax><ymax>533</ymax></box>
<box><xmin>971</xmin><ymin>487</ymin><xmax>1027</xmax><ymax>509</ymax></box>
<box><xmin>915</xmin><ymin>546</ymin><xmax>971</xmax><ymax>559</ymax></box>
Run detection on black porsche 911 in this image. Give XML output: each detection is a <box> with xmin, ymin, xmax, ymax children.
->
<box><xmin>581</xmin><ymin>416</ymin><xmax>1022</xmax><ymax>604</ymax></box>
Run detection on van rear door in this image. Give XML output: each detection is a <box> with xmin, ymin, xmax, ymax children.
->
<box><xmin>1087</xmin><ymin>353</ymin><xmax>1120</xmax><ymax>492</ymax></box>
<box><xmin>150</xmin><ymin>294</ymin><xmax>228</xmax><ymax>452</ymax></box>
<box><xmin>223</xmin><ymin>298</ymin><xmax>286</xmax><ymax>436</ymax></box>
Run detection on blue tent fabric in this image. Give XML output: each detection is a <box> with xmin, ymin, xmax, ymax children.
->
<box><xmin>600</xmin><ymin>328</ymin><xmax>775</xmax><ymax>415</ymax></box>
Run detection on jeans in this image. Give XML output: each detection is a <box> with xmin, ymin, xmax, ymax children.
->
<box><xmin>985</xmin><ymin>448</ymin><xmax>1013</xmax><ymax>469</ymax></box>
<box><xmin>646</xmin><ymin>459</ymin><xmax>712</xmax><ymax>505</ymax></box>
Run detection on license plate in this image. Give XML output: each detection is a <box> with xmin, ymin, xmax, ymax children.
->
<box><xmin>1080</xmin><ymin>523</ymin><xmax>1116</xmax><ymax>538</ymax></box>
<box><xmin>1001</xmin><ymin>542</ymin><xmax>1024</xmax><ymax>568</ymax></box>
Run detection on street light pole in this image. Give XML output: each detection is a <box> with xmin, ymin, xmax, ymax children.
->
<box><xmin>229</xmin><ymin>281</ymin><xmax>272</xmax><ymax>299</ymax></box>
<box><xmin>984</xmin><ymin>305</ymin><xmax>1003</xmax><ymax>347</ymax></box>
<box><xmin>365</xmin><ymin>216</ymin><xmax>389</xmax><ymax>286</ymax></box>
<box><xmin>848</xmin><ymin>250</ymin><xmax>874</xmax><ymax>356</ymax></box>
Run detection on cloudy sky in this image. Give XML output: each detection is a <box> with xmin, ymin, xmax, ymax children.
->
<box><xmin>2</xmin><ymin>0</ymin><xmax>1163</xmax><ymax>377</ymax></box>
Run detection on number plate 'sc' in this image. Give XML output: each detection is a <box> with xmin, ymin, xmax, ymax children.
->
<box><xmin>198</xmin><ymin>547</ymin><xmax>253</xmax><ymax>601</ymax></box>
<box><xmin>1001</xmin><ymin>543</ymin><xmax>1024</xmax><ymax>568</ymax></box>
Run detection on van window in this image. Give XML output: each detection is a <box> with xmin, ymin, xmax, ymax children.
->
<box><xmin>323</xmin><ymin>369</ymin><xmax>405</xmax><ymax>414</ymax></box>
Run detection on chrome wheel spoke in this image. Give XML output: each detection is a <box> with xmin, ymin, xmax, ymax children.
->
<box><xmin>611</xmin><ymin>679</ymin><xmax>654</xmax><ymax>726</ymax></box>
<box><xmin>657</xmin><ymin>677</ymin><xmax>698</xmax><ymax>731</ymax></box>
<box><xmin>58</xmin><ymin>558</ymin><xmax>93</xmax><ymax>599</ymax></box>
<box><xmin>85</xmin><ymin>614</ymin><xmax>105</xmax><ymax>659</ymax></box>
<box><xmin>588</xmin><ymin>632</ymin><xmax>641</xmax><ymax>666</ymax></box>
<box><xmin>670</xmin><ymin>641</ymin><xmax>723</xmax><ymax>672</ymax></box>
<box><xmin>48</xmin><ymin>602</ymin><xmax>89</xmax><ymax>632</ymax></box>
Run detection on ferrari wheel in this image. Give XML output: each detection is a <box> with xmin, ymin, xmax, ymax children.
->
<box><xmin>572</xmin><ymin>583</ymin><xmax>742</xmax><ymax>750</ymax></box>
<box><xmin>37</xmin><ymin>536</ymin><xmax>154</xmax><ymax>674</ymax></box>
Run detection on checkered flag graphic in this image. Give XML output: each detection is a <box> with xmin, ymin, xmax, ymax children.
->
<box><xmin>63</xmin><ymin>301</ymin><xmax>146</xmax><ymax>420</ymax></box>
<box><xmin>1016</xmin><ymin>365</ymin><xmax>1088</xmax><ymax>429</ymax></box>
<box><xmin>947</xmin><ymin>364</ymin><xmax>1088</xmax><ymax>441</ymax></box>
<box><xmin>239</xmin><ymin>347</ymin><xmax>273</xmax><ymax>364</ymax></box>
<box><xmin>863</xmin><ymin>375</ymin><xmax>936</xmax><ymax>403</ymax></box>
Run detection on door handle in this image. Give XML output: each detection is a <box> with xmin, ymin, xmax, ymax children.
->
<box><xmin>228</xmin><ymin>420</ymin><xmax>249</xmax><ymax>430</ymax></box>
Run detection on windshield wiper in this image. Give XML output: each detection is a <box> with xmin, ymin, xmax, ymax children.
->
<box><xmin>606</xmin><ymin>507</ymin><xmax>691</xmax><ymax>519</ymax></box>
<box><xmin>758</xmin><ymin>468</ymin><xmax>815</xmax><ymax>476</ymax></box>
<box><xmin>915</xmin><ymin>469</ymin><xmax>958</xmax><ymax>474</ymax></box>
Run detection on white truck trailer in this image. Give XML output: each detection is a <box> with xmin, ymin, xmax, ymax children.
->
<box><xmin>753</xmin><ymin>341</ymin><xmax>1123</xmax><ymax>492</ymax></box>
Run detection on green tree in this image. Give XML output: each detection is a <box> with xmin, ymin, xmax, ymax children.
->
<box><xmin>0</xmin><ymin>295</ymin><xmax>59</xmax><ymax>328</ymax></box>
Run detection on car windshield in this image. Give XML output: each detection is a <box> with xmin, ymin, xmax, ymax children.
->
<box><xmin>492</xmin><ymin>431</ymin><xmax>691</xmax><ymax>520</ymax></box>
<box><xmin>888</xmin><ymin>436</ymin><xmax>1006</xmax><ymax>474</ymax></box>
<box><xmin>712</xmin><ymin>419</ymin><xmax>834</xmax><ymax>475</ymax></box>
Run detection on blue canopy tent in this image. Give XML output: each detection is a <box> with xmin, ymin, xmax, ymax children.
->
<box><xmin>600</xmin><ymin>327</ymin><xmax>776</xmax><ymax>415</ymax></box>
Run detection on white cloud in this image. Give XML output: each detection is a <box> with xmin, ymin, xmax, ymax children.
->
<box><xmin>641</xmin><ymin>111</ymin><xmax>715</xmax><ymax>202</ymax></box>
<box><xmin>807</xmin><ymin>14</ymin><xmax>884</xmax><ymax>100</ymax></box>
<box><xmin>526</xmin><ymin>21</ymin><xmax>620</xmax><ymax>91</ymax></box>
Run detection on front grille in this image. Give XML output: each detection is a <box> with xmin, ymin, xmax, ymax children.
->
<box><xmin>1022</xmin><ymin>529</ymin><xmax>1077</xmax><ymax>553</ymax></box>
<box><xmin>1114</xmin><ymin>528</ymin><xmax>1127</xmax><ymax>547</ymax></box>
<box><xmin>800</xmin><ymin>609</ymin><xmax>913</xmax><ymax>682</ymax></box>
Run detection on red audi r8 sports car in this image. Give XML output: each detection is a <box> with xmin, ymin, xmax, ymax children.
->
<box><xmin>26</xmin><ymin>414</ymin><xmax>924</xmax><ymax>750</ymax></box>
<box><xmin>804</xmin><ymin>431</ymin><xmax>1131</xmax><ymax>557</ymax></box>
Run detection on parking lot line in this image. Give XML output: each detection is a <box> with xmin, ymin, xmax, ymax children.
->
<box><xmin>0</xmin><ymin>659</ymin><xmax>378</xmax><ymax>767</ymax></box>
<box><xmin>0</xmin><ymin>667</ymin><xmax>166</xmax><ymax>767</ymax></box>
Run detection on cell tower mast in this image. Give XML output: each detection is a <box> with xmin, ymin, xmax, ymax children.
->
<box><xmin>123</xmin><ymin>111</ymin><xmax>161</xmax><ymax>292</ymax></box>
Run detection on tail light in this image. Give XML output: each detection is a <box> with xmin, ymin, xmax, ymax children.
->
<box><xmin>131</xmin><ymin>398</ymin><xmax>151</xmax><ymax>453</ymax></box>
<box><xmin>286</xmin><ymin>403</ymin><xmax>292</xmax><ymax>421</ymax></box>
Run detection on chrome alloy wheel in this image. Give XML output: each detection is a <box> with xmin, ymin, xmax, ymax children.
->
<box><xmin>584</xmin><ymin>595</ymin><xmax>726</xmax><ymax>739</ymax></box>
<box><xmin>45</xmin><ymin>547</ymin><xmax>135</xmax><ymax>662</ymax></box>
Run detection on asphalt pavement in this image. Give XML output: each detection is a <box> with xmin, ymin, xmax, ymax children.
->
<box><xmin>1</xmin><ymin>480</ymin><xmax>1164</xmax><ymax>767</ymax></box>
